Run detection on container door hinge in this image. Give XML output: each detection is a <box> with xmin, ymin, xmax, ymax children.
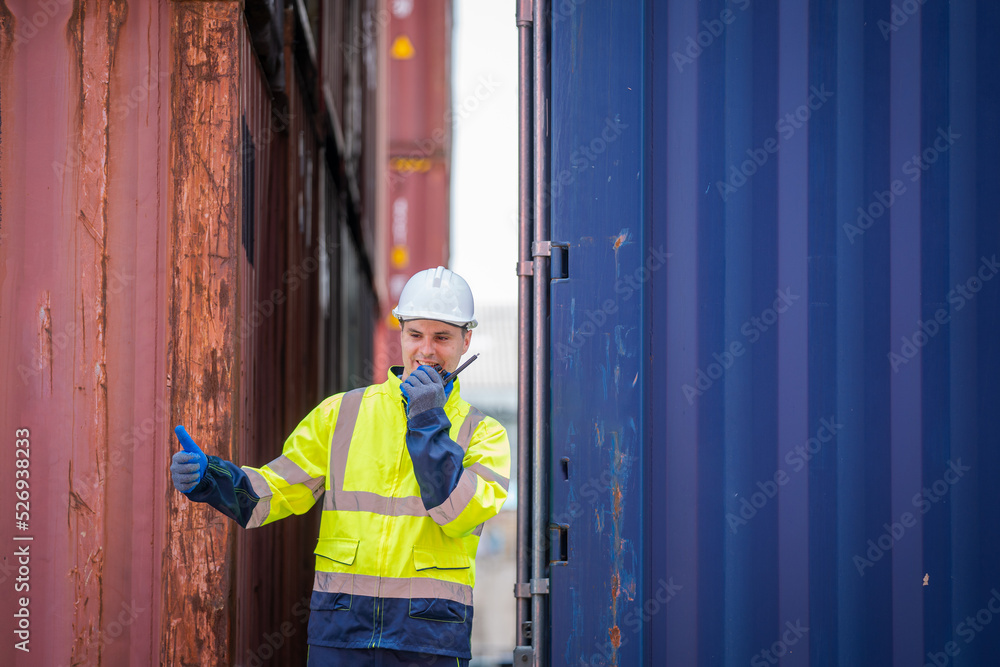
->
<box><xmin>514</xmin><ymin>645</ymin><xmax>534</xmax><ymax>664</ymax></box>
<box><xmin>530</xmin><ymin>577</ymin><xmax>550</xmax><ymax>595</ymax></box>
<box><xmin>514</xmin><ymin>582</ymin><xmax>532</xmax><ymax>599</ymax></box>
<box><xmin>532</xmin><ymin>241</ymin><xmax>569</xmax><ymax>279</ymax></box>
<box><xmin>516</xmin><ymin>260</ymin><xmax>534</xmax><ymax>277</ymax></box>
<box><xmin>516</xmin><ymin>0</ymin><xmax>533</xmax><ymax>26</ymax></box>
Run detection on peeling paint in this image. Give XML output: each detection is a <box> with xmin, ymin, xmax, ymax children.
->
<box><xmin>0</xmin><ymin>1</ymin><xmax>16</xmax><ymax>51</ymax></box>
<box><xmin>62</xmin><ymin>0</ymin><xmax>130</xmax><ymax>661</ymax></box>
<box><xmin>606</xmin><ymin>430</ymin><xmax>632</xmax><ymax>667</ymax></box>
<box><xmin>163</xmin><ymin>2</ymin><xmax>242</xmax><ymax>664</ymax></box>
<box><xmin>39</xmin><ymin>292</ymin><xmax>53</xmax><ymax>395</ymax></box>
<box><xmin>611</xmin><ymin>227</ymin><xmax>631</xmax><ymax>280</ymax></box>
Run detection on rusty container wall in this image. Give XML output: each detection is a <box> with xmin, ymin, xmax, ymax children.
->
<box><xmin>234</xmin><ymin>12</ymin><xmax>310</xmax><ymax>666</ymax></box>
<box><xmin>236</xmin><ymin>13</ymin><xmax>324</xmax><ymax>665</ymax></box>
<box><xmin>0</xmin><ymin>0</ymin><xmax>380</xmax><ymax>665</ymax></box>
<box><xmin>232</xmin><ymin>1</ymin><xmax>383</xmax><ymax>664</ymax></box>
<box><xmin>374</xmin><ymin>0</ymin><xmax>452</xmax><ymax>379</ymax></box>
<box><xmin>162</xmin><ymin>2</ymin><xmax>250</xmax><ymax>665</ymax></box>
<box><xmin>0</xmin><ymin>0</ymin><xmax>174</xmax><ymax>664</ymax></box>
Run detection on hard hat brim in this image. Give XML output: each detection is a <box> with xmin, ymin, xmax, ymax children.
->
<box><xmin>392</xmin><ymin>309</ymin><xmax>478</xmax><ymax>329</ymax></box>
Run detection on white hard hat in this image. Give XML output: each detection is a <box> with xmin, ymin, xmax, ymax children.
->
<box><xmin>392</xmin><ymin>266</ymin><xmax>478</xmax><ymax>329</ymax></box>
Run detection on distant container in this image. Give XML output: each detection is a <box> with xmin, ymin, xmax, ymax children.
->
<box><xmin>374</xmin><ymin>0</ymin><xmax>452</xmax><ymax>380</ymax></box>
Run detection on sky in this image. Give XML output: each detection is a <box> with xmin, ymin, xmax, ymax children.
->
<box><xmin>450</xmin><ymin>0</ymin><xmax>519</xmax><ymax>307</ymax></box>
<box><xmin>448</xmin><ymin>1</ymin><xmax>520</xmax><ymax>510</ymax></box>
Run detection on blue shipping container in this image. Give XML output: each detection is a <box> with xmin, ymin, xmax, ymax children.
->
<box><xmin>536</xmin><ymin>1</ymin><xmax>1000</xmax><ymax>665</ymax></box>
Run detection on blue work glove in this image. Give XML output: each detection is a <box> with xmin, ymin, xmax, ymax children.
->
<box><xmin>401</xmin><ymin>366</ymin><xmax>447</xmax><ymax>417</ymax></box>
<box><xmin>171</xmin><ymin>425</ymin><xmax>208</xmax><ymax>493</ymax></box>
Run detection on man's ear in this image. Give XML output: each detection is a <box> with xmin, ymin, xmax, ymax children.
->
<box><xmin>462</xmin><ymin>329</ymin><xmax>472</xmax><ymax>354</ymax></box>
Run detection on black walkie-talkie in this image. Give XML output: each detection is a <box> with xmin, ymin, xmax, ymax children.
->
<box><xmin>435</xmin><ymin>353</ymin><xmax>480</xmax><ymax>384</ymax></box>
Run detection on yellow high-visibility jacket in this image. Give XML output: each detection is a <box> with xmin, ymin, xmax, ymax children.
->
<box><xmin>187</xmin><ymin>368</ymin><xmax>511</xmax><ymax>659</ymax></box>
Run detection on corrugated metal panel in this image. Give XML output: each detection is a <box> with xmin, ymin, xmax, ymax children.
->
<box><xmin>235</xmin><ymin>15</ymin><xmax>316</xmax><ymax>667</ymax></box>
<box><xmin>0</xmin><ymin>0</ymin><xmax>169</xmax><ymax>664</ymax></box>
<box><xmin>544</xmin><ymin>1</ymin><xmax>1000</xmax><ymax>666</ymax></box>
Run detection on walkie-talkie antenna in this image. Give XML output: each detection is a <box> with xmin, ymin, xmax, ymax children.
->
<box><xmin>440</xmin><ymin>353</ymin><xmax>480</xmax><ymax>383</ymax></box>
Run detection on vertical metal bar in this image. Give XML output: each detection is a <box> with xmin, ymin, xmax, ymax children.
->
<box><xmin>515</xmin><ymin>0</ymin><xmax>535</xmax><ymax>655</ymax></box>
<box><xmin>531</xmin><ymin>0</ymin><xmax>550</xmax><ymax>664</ymax></box>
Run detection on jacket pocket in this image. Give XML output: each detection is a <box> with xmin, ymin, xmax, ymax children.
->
<box><xmin>315</xmin><ymin>537</ymin><xmax>360</xmax><ymax>566</ymax></box>
<box><xmin>409</xmin><ymin>547</ymin><xmax>470</xmax><ymax>623</ymax></box>
<box><xmin>409</xmin><ymin>597</ymin><xmax>468</xmax><ymax>623</ymax></box>
<box><xmin>312</xmin><ymin>538</ymin><xmax>359</xmax><ymax>611</ymax></box>
<box><xmin>411</xmin><ymin>546</ymin><xmax>470</xmax><ymax>571</ymax></box>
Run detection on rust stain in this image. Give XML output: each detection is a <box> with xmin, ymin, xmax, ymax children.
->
<box><xmin>608</xmin><ymin>431</ymin><xmax>626</xmax><ymax>666</ymax></box>
<box><xmin>611</xmin><ymin>229</ymin><xmax>631</xmax><ymax>280</ymax></box>
<box><xmin>218</xmin><ymin>278</ymin><xmax>229</xmax><ymax>308</ymax></box>
<box><xmin>163</xmin><ymin>2</ymin><xmax>241</xmax><ymax>664</ymax></box>
<box><xmin>38</xmin><ymin>292</ymin><xmax>53</xmax><ymax>395</ymax></box>
<box><xmin>0</xmin><ymin>3</ymin><xmax>13</xmax><ymax>97</ymax></box>
<box><xmin>78</xmin><ymin>209</ymin><xmax>103</xmax><ymax>243</ymax></box>
<box><xmin>203</xmin><ymin>347</ymin><xmax>220</xmax><ymax>408</ymax></box>
<box><xmin>609</xmin><ymin>625</ymin><xmax>621</xmax><ymax>649</ymax></box>
<box><xmin>69</xmin><ymin>489</ymin><xmax>95</xmax><ymax>514</ymax></box>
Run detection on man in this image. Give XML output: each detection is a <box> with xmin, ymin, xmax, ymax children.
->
<box><xmin>170</xmin><ymin>266</ymin><xmax>510</xmax><ymax>667</ymax></box>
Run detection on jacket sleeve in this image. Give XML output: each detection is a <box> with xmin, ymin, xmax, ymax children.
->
<box><xmin>186</xmin><ymin>396</ymin><xmax>337</xmax><ymax>529</ymax></box>
<box><xmin>406</xmin><ymin>407</ymin><xmax>511</xmax><ymax>538</ymax></box>
<box><xmin>185</xmin><ymin>456</ymin><xmax>261</xmax><ymax>528</ymax></box>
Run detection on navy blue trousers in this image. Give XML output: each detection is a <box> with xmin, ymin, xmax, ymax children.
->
<box><xmin>306</xmin><ymin>646</ymin><xmax>470</xmax><ymax>667</ymax></box>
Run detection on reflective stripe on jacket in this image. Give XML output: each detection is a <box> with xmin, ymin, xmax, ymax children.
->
<box><xmin>187</xmin><ymin>367</ymin><xmax>510</xmax><ymax>659</ymax></box>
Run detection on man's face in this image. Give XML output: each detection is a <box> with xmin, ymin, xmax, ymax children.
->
<box><xmin>400</xmin><ymin>319</ymin><xmax>472</xmax><ymax>380</ymax></box>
